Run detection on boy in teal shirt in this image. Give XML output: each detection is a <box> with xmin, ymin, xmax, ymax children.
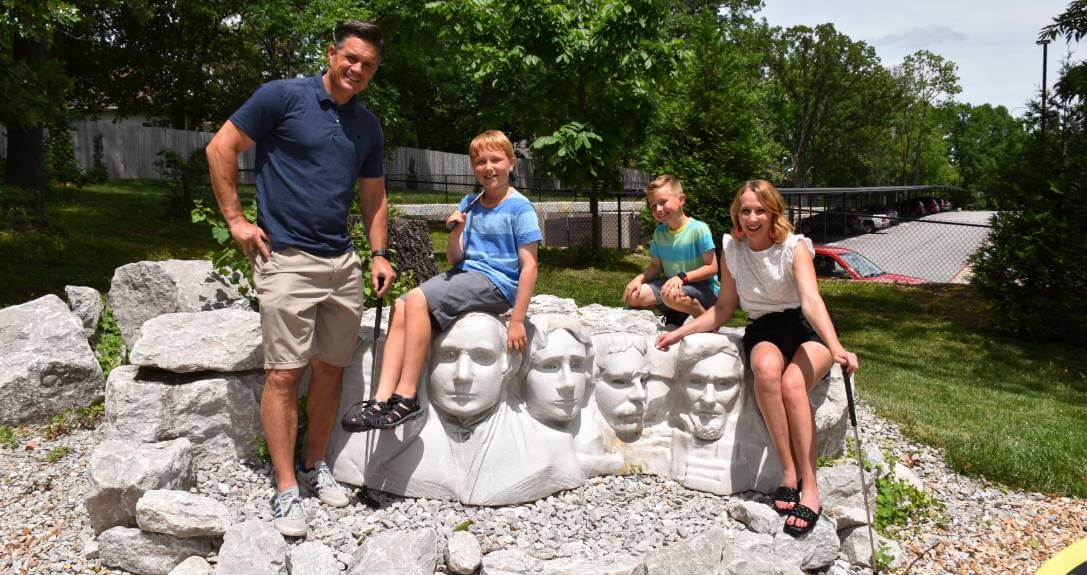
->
<box><xmin>623</xmin><ymin>175</ymin><xmax>719</xmax><ymax>326</ymax></box>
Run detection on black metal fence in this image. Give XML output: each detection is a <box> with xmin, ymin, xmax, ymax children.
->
<box><xmin>386</xmin><ymin>179</ymin><xmax>993</xmax><ymax>284</ymax></box>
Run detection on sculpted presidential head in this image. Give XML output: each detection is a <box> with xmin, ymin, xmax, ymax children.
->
<box><xmin>674</xmin><ymin>333</ymin><xmax>744</xmax><ymax>442</ymax></box>
<box><xmin>522</xmin><ymin>314</ymin><xmax>594</xmax><ymax>426</ymax></box>
<box><xmin>592</xmin><ymin>332</ymin><xmax>648</xmax><ymax>442</ymax></box>
<box><xmin>427</xmin><ymin>312</ymin><xmax>516</xmax><ymax>427</ymax></box>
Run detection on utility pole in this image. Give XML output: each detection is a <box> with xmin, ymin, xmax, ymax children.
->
<box><xmin>1036</xmin><ymin>39</ymin><xmax>1050</xmax><ymax>139</ymax></box>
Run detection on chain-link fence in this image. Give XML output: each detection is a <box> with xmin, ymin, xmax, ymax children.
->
<box><xmin>385</xmin><ymin>178</ymin><xmax>993</xmax><ymax>284</ymax></box>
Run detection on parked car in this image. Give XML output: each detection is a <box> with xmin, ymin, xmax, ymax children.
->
<box><xmin>813</xmin><ymin>246</ymin><xmax>926</xmax><ymax>284</ymax></box>
<box><xmin>851</xmin><ymin>206</ymin><xmax>894</xmax><ymax>233</ymax></box>
<box><xmin>893</xmin><ymin>198</ymin><xmax>926</xmax><ymax>219</ymax></box>
<box><xmin>797</xmin><ymin>210</ymin><xmax>861</xmax><ymax>237</ymax></box>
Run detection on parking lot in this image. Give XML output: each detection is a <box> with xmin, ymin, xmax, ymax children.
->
<box><xmin>824</xmin><ymin>210</ymin><xmax>995</xmax><ymax>283</ymax></box>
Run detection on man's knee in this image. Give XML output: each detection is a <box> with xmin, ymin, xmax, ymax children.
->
<box><xmin>264</xmin><ymin>367</ymin><xmax>304</xmax><ymax>395</ymax></box>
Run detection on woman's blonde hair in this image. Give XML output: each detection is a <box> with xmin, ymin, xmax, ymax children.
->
<box><xmin>468</xmin><ymin>130</ymin><xmax>515</xmax><ymax>162</ymax></box>
<box><xmin>729</xmin><ymin>180</ymin><xmax>793</xmax><ymax>244</ymax></box>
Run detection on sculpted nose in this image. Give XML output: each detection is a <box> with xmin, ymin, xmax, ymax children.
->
<box><xmin>701</xmin><ymin>384</ymin><xmax>716</xmax><ymax>405</ymax></box>
<box><xmin>630</xmin><ymin>374</ymin><xmax>647</xmax><ymax>403</ymax></box>
<box><xmin>556</xmin><ymin>364</ymin><xmax>575</xmax><ymax>392</ymax></box>
<box><xmin>454</xmin><ymin>353</ymin><xmax>472</xmax><ymax>382</ymax></box>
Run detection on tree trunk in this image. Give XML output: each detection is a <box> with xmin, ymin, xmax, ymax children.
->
<box><xmin>589</xmin><ymin>179</ymin><xmax>601</xmax><ymax>260</ymax></box>
<box><xmin>6</xmin><ymin>35</ymin><xmax>48</xmax><ymax>227</ymax></box>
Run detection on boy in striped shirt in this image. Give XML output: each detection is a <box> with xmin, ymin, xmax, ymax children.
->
<box><xmin>623</xmin><ymin>175</ymin><xmax>719</xmax><ymax>327</ymax></box>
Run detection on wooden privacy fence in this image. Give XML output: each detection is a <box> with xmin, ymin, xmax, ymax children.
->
<box><xmin>0</xmin><ymin>120</ymin><xmax>650</xmax><ymax>190</ymax></box>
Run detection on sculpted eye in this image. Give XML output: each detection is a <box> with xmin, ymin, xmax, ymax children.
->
<box><xmin>537</xmin><ymin>362</ymin><xmax>560</xmax><ymax>372</ymax></box>
<box><xmin>609</xmin><ymin>379</ymin><xmax>629</xmax><ymax>387</ymax></box>
<box><xmin>569</xmin><ymin>360</ymin><xmax>584</xmax><ymax>371</ymax></box>
<box><xmin>439</xmin><ymin>350</ymin><xmax>457</xmax><ymax>362</ymax></box>
<box><xmin>471</xmin><ymin>351</ymin><xmax>497</xmax><ymax>366</ymax></box>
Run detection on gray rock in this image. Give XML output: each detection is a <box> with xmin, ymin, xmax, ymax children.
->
<box><xmin>769</xmin><ymin>515</ymin><xmax>839</xmax><ymax>570</ymax></box>
<box><xmin>289</xmin><ymin>541</ymin><xmax>341</xmax><ymax>575</ymax></box>
<box><xmin>576</xmin><ymin>304</ymin><xmax>660</xmax><ymax>335</ymax></box>
<box><xmin>481</xmin><ymin>548</ymin><xmax>542</xmax><ymax>574</ymax></box>
<box><xmin>97</xmin><ymin>527</ymin><xmax>215</xmax><ymax>575</ymax></box>
<box><xmin>893</xmin><ymin>462</ymin><xmax>924</xmax><ymax>492</ymax></box>
<box><xmin>85</xmin><ymin>438</ymin><xmax>195</xmax><ymax>534</ymax></box>
<box><xmin>539</xmin><ymin>557</ymin><xmax>646</xmax><ymax>574</ymax></box>
<box><xmin>733</xmin><ymin>530</ymin><xmax>774</xmax><ymax>555</ymax></box>
<box><xmin>817</xmin><ymin>464</ymin><xmax>876</xmax><ymax>517</ymax></box>
<box><xmin>216</xmin><ymin>519</ymin><xmax>288</xmax><ymax>575</ymax></box>
<box><xmin>136</xmin><ymin>489</ymin><xmax>232</xmax><ymax>537</ymax></box>
<box><xmin>129</xmin><ymin>309</ymin><xmax>262</xmax><ymax>373</ymax></box>
<box><xmin>65</xmin><ymin>285</ymin><xmax>104</xmax><ymax>340</ymax></box>
<box><xmin>389</xmin><ymin>218</ymin><xmax>439</xmax><ymax>286</ymax></box>
<box><xmin>109</xmin><ymin>259</ymin><xmax>251</xmax><ymax>347</ymax></box>
<box><xmin>0</xmin><ymin>294</ymin><xmax>104</xmax><ymax>425</ymax></box>
<box><xmin>811</xmin><ymin>365</ymin><xmax>849</xmax><ymax>458</ymax></box>
<box><xmin>168</xmin><ymin>556</ymin><xmax>215</xmax><ymax>575</ymax></box>
<box><xmin>725</xmin><ymin>499</ymin><xmax>780</xmax><ymax>535</ymax></box>
<box><xmin>722</xmin><ymin>554</ymin><xmax>804</xmax><ymax>575</ymax></box>
<box><xmin>839</xmin><ymin>526</ymin><xmax>904</xmax><ymax>569</ymax></box>
<box><xmin>347</xmin><ymin>528</ymin><xmax>439</xmax><ymax>575</ymax></box>
<box><xmin>641</xmin><ymin>527</ymin><xmax>733</xmax><ymax>574</ymax></box>
<box><xmin>105</xmin><ymin>365</ymin><xmax>264</xmax><ymax>465</ymax></box>
<box><xmin>527</xmin><ymin>294</ymin><xmax>578</xmax><ymax>316</ymax></box>
<box><xmin>862</xmin><ymin>443</ymin><xmax>888</xmax><ymax>477</ymax></box>
<box><xmin>445</xmin><ymin>531</ymin><xmax>482</xmax><ymax>575</ymax></box>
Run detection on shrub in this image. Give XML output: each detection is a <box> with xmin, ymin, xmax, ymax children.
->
<box><xmin>155</xmin><ymin>149</ymin><xmax>211</xmax><ymax>217</ymax></box>
<box><xmin>95</xmin><ymin>305</ymin><xmax>126</xmax><ymax>377</ymax></box>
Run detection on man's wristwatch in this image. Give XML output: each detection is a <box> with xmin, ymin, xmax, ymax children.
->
<box><xmin>677</xmin><ymin>272</ymin><xmax>689</xmax><ymax>285</ymax></box>
<box><xmin>371</xmin><ymin>249</ymin><xmax>391</xmax><ymax>259</ymax></box>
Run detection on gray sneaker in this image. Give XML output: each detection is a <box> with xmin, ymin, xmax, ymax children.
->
<box><xmin>297</xmin><ymin>460</ymin><xmax>351</xmax><ymax>508</ymax></box>
<box><xmin>272</xmin><ymin>487</ymin><xmax>307</xmax><ymax>537</ymax></box>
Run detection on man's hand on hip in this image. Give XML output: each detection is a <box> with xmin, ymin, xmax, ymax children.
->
<box><xmin>370</xmin><ymin>257</ymin><xmax>396</xmax><ymax>298</ymax></box>
<box><xmin>230</xmin><ymin>220</ymin><xmax>271</xmax><ymax>261</ymax></box>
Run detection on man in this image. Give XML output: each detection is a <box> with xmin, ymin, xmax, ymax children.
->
<box><xmin>206</xmin><ymin>20</ymin><xmax>395</xmax><ymax>537</ymax></box>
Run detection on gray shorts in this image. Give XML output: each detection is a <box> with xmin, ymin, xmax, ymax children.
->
<box><xmin>416</xmin><ymin>268</ymin><xmax>511</xmax><ymax>332</ymax></box>
<box><xmin>646</xmin><ymin>278</ymin><xmax>718</xmax><ymax>311</ymax></box>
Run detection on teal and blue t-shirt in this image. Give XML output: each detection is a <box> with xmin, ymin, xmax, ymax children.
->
<box><xmin>648</xmin><ymin>218</ymin><xmax>720</xmax><ymax>296</ymax></box>
<box><xmin>458</xmin><ymin>191</ymin><xmax>543</xmax><ymax>304</ymax></box>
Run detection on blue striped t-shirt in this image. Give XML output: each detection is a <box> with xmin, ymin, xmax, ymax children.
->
<box><xmin>648</xmin><ymin>218</ymin><xmax>720</xmax><ymax>296</ymax></box>
<box><xmin>458</xmin><ymin>190</ymin><xmax>543</xmax><ymax>304</ymax></box>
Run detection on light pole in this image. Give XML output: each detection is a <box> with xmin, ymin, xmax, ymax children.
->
<box><xmin>1036</xmin><ymin>39</ymin><xmax>1050</xmax><ymax>139</ymax></box>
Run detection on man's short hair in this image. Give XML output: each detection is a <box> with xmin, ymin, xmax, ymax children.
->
<box><xmin>645</xmin><ymin>174</ymin><xmax>682</xmax><ymax>197</ymax></box>
<box><xmin>334</xmin><ymin>20</ymin><xmax>384</xmax><ymax>60</ymax></box>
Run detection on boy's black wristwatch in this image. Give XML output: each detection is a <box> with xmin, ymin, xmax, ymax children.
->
<box><xmin>371</xmin><ymin>249</ymin><xmax>391</xmax><ymax>259</ymax></box>
<box><xmin>677</xmin><ymin>272</ymin><xmax>689</xmax><ymax>284</ymax></box>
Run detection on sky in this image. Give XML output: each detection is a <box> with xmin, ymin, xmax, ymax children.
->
<box><xmin>758</xmin><ymin>0</ymin><xmax>1081</xmax><ymax>115</ymax></box>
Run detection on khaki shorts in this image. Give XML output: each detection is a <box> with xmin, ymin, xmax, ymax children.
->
<box><xmin>252</xmin><ymin>247</ymin><xmax>363</xmax><ymax>369</ymax></box>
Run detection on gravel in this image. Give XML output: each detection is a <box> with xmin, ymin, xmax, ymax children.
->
<box><xmin>1</xmin><ymin>402</ymin><xmax>1083</xmax><ymax>574</ymax></box>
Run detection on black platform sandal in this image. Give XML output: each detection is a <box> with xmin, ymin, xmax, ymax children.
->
<box><xmin>772</xmin><ymin>480</ymin><xmax>801</xmax><ymax>515</ymax></box>
<box><xmin>372</xmin><ymin>394</ymin><xmax>423</xmax><ymax>429</ymax></box>
<box><xmin>340</xmin><ymin>399</ymin><xmax>388</xmax><ymax>433</ymax></box>
<box><xmin>783</xmin><ymin>503</ymin><xmax>822</xmax><ymax>536</ymax></box>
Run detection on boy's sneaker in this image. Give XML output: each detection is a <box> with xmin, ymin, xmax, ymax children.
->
<box><xmin>297</xmin><ymin>460</ymin><xmax>351</xmax><ymax>508</ymax></box>
<box><xmin>272</xmin><ymin>487</ymin><xmax>307</xmax><ymax>537</ymax></box>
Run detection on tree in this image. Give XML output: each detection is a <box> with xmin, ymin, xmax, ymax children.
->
<box><xmin>428</xmin><ymin>0</ymin><xmax>681</xmax><ymax>254</ymax></box>
<box><xmin>764</xmin><ymin>24</ymin><xmax>897</xmax><ymax>187</ymax></box>
<box><xmin>944</xmin><ymin>102</ymin><xmax>1026</xmax><ymax>207</ymax></box>
<box><xmin>892</xmin><ymin>50</ymin><xmax>960</xmax><ymax>184</ymax></box>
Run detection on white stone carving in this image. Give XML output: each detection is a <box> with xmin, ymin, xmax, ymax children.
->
<box><xmin>326</xmin><ymin>304</ymin><xmax>847</xmax><ymax>506</ymax></box>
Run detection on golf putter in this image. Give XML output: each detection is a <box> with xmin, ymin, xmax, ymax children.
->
<box><xmin>844</xmin><ymin>370</ymin><xmax>879</xmax><ymax>573</ymax></box>
<box><xmin>360</xmin><ymin>275</ymin><xmax>385</xmax><ymax>509</ymax></box>
<box><xmin>445</xmin><ymin>191</ymin><xmax>485</xmax><ymax>231</ymax></box>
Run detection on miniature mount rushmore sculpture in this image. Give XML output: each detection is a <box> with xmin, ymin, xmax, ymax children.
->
<box><xmin>329</xmin><ymin>308</ymin><xmax>848</xmax><ymax>506</ymax></box>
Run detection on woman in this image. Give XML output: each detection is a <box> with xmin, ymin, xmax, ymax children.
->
<box><xmin>656</xmin><ymin>180</ymin><xmax>859</xmax><ymax>536</ymax></box>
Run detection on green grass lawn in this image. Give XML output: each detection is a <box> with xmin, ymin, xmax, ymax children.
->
<box><xmin>3</xmin><ymin>182</ymin><xmax>1084</xmax><ymax>497</ymax></box>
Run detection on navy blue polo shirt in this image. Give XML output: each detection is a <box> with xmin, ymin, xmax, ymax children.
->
<box><xmin>230</xmin><ymin>73</ymin><xmax>384</xmax><ymax>256</ymax></box>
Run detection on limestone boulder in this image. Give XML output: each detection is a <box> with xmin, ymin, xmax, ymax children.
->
<box><xmin>769</xmin><ymin>515</ymin><xmax>839</xmax><ymax>571</ymax></box>
<box><xmin>216</xmin><ymin>519</ymin><xmax>288</xmax><ymax>575</ymax></box>
<box><xmin>641</xmin><ymin>528</ymin><xmax>734</xmax><ymax>574</ymax></box>
<box><xmin>65</xmin><ymin>285</ymin><xmax>103</xmax><ymax>340</ymax></box>
<box><xmin>97</xmin><ymin>527</ymin><xmax>215</xmax><ymax>575</ymax></box>
<box><xmin>348</xmin><ymin>528</ymin><xmax>439</xmax><ymax>575</ymax></box>
<box><xmin>289</xmin><ymin>541</ymin><xmax>341</xmax><ymax>575</ymax></box>
<box><xmin>840</xmin><ymin>526</ymin><xmax>904</xmax><ymax>569</ymax></box>
<box><xmin>577</xmin><ymin>303</ymin><xmax>660</xmax><ymax>335</ymax></box>
<box><xmin>85</xmin><ymin>438</ymin><xmax>195</xmax><ymax>534</ymax></box>
<box><xmin>0</xmin><ymin>294</ymin><xmax>104</xmax><ymax>425</ymax></box>
<box><xmin>528</xmin><ymin>294</ymin><xmax>578</xmax><ymax>315</ymax></box>
<box><xmin>538</xmin><ymin>557</ymin><xmax>645</xmax><ymax>574</ymax></box>
<box><xmin>725</xmin><ymin>499</ymin><xmax>780</xmax><ymax>535</ymax></box>
<box><xmin>817</xmin><ymin>463</ymin><xmax>876</xmax><ymax>520</ymax></box>
<box><xmin>109</xmin><ymin>259</ymin><xmax>251</xmax><ymax>347</ymax></box>
<box><xmin>445</xmin><ymin>531</ymin><xmax>482</xmax><ymax>575</ymax></box>
<box><xmin>105</xmin><ymin>365</ymin><xmax>264</xmax><ymax>465</ymax></box>
<box><xmin>721</xmin><ymin>554</ymin><xmax>804</xmax><ymax>575</ymax></box>
<box><xmin>129</xmin><ymin>309</ymin><xmax>262</xmax><ymax>373</ymax></box>
<box><xmin>481</xmin><ymin>549</ymin><xmax>543</xmax><ymax>575</ymax></box>
<box><xmin>167</xmin><ymin>556</ymin><xmax>214</xmax><ymax>575</ymax></box>
<box><xmin>136</xmin><ymin>489</ymin><xmax>232</xmax><ymax>538</ymax></box>
<box><xmin>811</xmin><ymin>364</ymin><xmax>849</xmax><ymax>458</ymax></box>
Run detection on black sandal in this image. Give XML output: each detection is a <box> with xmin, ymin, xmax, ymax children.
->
<box><xmin>772</xmin><ymin>481</ymin><xmax>801</xmax><ymax>515</ymax></box>
<box><xmin>340</xmin><ymin>399</ymin><xmax>387</xmax><ymax>433</ymax></box>
<box><xmin>783</xmin><ymin>503</ymin><xmax>822</xmax><ymax>536</ymax></box>
<box><xmin>372</xmin><ymin>394</ymin><xmax>423</xmax><ymax>429</ymax></box>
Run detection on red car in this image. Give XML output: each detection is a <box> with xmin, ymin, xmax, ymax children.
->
<box><xmin>813</xmin><ymin>246</ymin><xmax>926</xmax><ymax>284</ymax></box>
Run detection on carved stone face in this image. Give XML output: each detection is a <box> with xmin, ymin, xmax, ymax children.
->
<box><xmin>593</xmin><ymin>345</ymin><xmax>647</xmax><ymax>441</ymax></box>
<box><xmin>680</xmin><ymin>353</ymin><xmax>743</xmax><ymax>441</ymax></box>
<box><xmin>525</xmin><ymin>329</ymin><xmax>590</xmax><ymax>424</ymax></box>
<box><xmin>428</xmin><ymin>314</ymin><xmax>508</xmax><ymax>425</ymax></box>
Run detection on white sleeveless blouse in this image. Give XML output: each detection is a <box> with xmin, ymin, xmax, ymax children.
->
<box><xmin>721</xmin><ymin>233</ymin><xmax>814</xmax><ymax>320</ymax></box>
